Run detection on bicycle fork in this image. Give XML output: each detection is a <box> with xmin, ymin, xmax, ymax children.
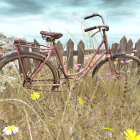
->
<box><xmin>103</xmin><ymin>31</ymin><xmax>119</xmax><ymax>79</ymax></box>
<box><xmin>107</xmin><ymin>54</ymin><xmax>120</xmax><ymax>79</ymax></box>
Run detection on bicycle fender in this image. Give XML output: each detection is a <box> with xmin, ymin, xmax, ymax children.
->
<box><xmin>111</xmin><ymin>51</ymin><xmax>126</xmax><ymax>57</ymax></box>
<box><xmin>0</xmin><ymin>52</ymin><xmax>17</xmax><ymax>61</ymax></box>
<box><xmin>0</xmin><ymin>51</ymin><xmax>47</xmax><ymax>62</ymax></box>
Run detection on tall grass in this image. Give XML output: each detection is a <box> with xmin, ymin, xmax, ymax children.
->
<box><xmin>0</xmin><ymin>67</ymin><xmax>140</xmax><ymax>140</ymax></box>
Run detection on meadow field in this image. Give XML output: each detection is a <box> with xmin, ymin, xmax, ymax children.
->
<box><xmin>0</xmin><ymin>57</ymin><xmax>140</xmax><ymax>140</ymax></box>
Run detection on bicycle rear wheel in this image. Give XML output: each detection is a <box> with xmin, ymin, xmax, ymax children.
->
<box><xmin>0</xmin><ymin>52</ymin><xmax>59</xmax><ymax>97</ymax></box>
<box><xmin>92</xmin><ymin>53</ymin><xmax>140</xmax><ymax>92</ymax></box>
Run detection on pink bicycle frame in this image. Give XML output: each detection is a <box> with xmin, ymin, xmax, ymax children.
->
<box><xmin>15</xmin><ymin>34</ymin><xmax>117</xmax><ymax>87</ymax></box>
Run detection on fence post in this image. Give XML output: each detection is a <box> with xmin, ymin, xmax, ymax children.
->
<box><xmin>111</xmin><ymin>43</ymin><xmax>119</xmax><ymax>53</ymax></box>
<box><xmin>51</xmin><ymin>41</ymin><xmax>64</xmax><ymax>67</ymax></box>
<box><xmin>77</xmin><ymin>40</ymin><xmax>85</xmax><ymax>65</ymax></box>
<box><xmin>126</xmin><ymin>39</ymin><xmax>133</xmax><ymax>54</ymax></box>
<box><xmin>67</xmin><ymin>39</ymin><xmax>74</xmax><ymax>70</ymax></box>
<box><xmin>134</xmin><ymin>39</ymin><xmax>140</xmax><ymax>59</ymax></box>
<box><xmin>132</xmin><ymin>39</ymin><xmax>140</xmax><ymax>68</ymax></box>
<box><xmin>32</xmin><ymin>39</ymin><xmax>40</xmax><ymax>53</ymax></box>
<box><xmin>57</xmin><ymin>41</ymin><xmax>64</xmax><ymax>59</ymax></box>
<box><xmin>31</xmin><ymin>39</ymin><xmax>40</xmax><ymax>68</ymax></box>
<box><xmin>119</xmin><ymin>36</ymin><xmax>127</xmax><ymax>52</ymax></box>
<box><xmin>19</xmin><ymin>39</ymin><xmax>31</xmax><ymax>73</ymax></box>
<box><xmin>0</xmin><ymin>47</ymin><xmax>4</xmax><ymax>58</ymax></box>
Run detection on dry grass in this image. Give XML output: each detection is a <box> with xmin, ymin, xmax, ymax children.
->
<box><xmin>0</xmin><ymin>68</ymin><xmax>140</xmax><ymax>140</ymax></box>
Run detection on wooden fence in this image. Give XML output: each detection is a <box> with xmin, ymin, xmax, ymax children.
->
<box><xmin>0</xmin><ymin>36</ymin><xmax>140</xmax><ymax>70</ymax></box>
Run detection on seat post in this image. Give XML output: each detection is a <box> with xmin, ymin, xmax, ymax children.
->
<box><xmin>52</xmin><ymin>40</ymin><xmax>56</xmax><ymax>45</ymax></box>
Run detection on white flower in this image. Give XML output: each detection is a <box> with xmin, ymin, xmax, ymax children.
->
<box><xmin>3</xmin><ymin>125</ymin><xmax>19</xmax><ymax>135</ymax></box>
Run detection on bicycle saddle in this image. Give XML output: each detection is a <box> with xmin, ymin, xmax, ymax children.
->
<box><xmin>40</xmin><ymin>31</ymin><xmax>63</xmax><ymax>39</ymax></box>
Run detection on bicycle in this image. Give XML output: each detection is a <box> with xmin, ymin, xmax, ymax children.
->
<box><xmin>0</xmin><ymin>13</ymin><xmax>140</xmax><ymax>94</ymax></box>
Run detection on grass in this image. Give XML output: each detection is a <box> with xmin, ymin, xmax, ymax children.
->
<box><xmin>0</xmin><ymin>63</ymin><xmax>140</xmax><ymax>140</ymax></box>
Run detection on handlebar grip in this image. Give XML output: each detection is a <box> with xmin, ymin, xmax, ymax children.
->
<box><xmin>84</xmin><ymin>26</ymin><xmax>97</xmax><ymax>32</ymax></box>
<box><xmin>84</xmin><ymin>13</ymin><xmax>100</xmax><ymax>20</ymax></box>
<box><xmin>84</xmin><ymin>15</ymin><xmax>94</xmax><ymax>20</ymax></box>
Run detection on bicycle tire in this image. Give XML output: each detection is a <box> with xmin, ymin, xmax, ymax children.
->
<box><xmin>0</xmin><ymin>51</ymin><xmax>60</xmax><ymax>94</ymax></box>
<box><xmin>92</xmin><ymin>53</ymin><xmax>140</xmax><ymax>91</ymax></box>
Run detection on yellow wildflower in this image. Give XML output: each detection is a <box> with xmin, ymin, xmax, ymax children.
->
<box><xmin>114</xmin><ymin>61</ymin><xmax>118</xmax><ymax>65</ymax></box>
<box><xmin>40</xmin><ymin>74</ymin><xmax>45</xmax><ymax>78</ymax></box>
<box><xmin>30</xmin><ymin>92</ymin><xmax>40</xmax><ymax>100</ymax></box>
<box><xmin>133</xmin><ymin>50</ymin><xmax>138</xmax><ymax>52</ymax></box>
<box><xmin>121</xmin><ymin>60</ymin><xmax>124</xmax><ymax>63</ymax></box>
<box><xmin>107</xmin><ymin>71</ymin><xmax>111</xmax><ymax>75</ymax></box>
<box><xmin>124</xmin><ymin>128</ymin><xmax>140</xmax><ymax>140</ymax></box>
<box><xmin>77</xmin><ymin>96</ymin><xmax>84</xmax><ymax>106</ymax></box>
<box><xmin>104</xmin><ymin>127</ymin><xmax>112</xmax><ymax>131</ymax></box>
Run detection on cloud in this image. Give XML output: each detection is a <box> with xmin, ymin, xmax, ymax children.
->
<box><xmin>0</xmin><ymin>0</ymin><xmax>98</xmax><ymax>18</ymax></box>
<box><xmin>99</xmin><ymin>0</ymin><xmax>133</xmax><ymax>7</ymax></box>
<box><xmin>97</xmin><ymin>0</ymin><xmax>140</xmax><ymax>20</ymax></box>
<box><xmin>0</xmin><ymin>0</ymin><xmax>140</xmax><ymax>38</ymax></box>
<box><xmin>0</xmin><ymin>0</ymin><xmax>45</xmax><ymax>16</ymax></box>
<box><xmin>62</xmin><ymin>0</ymin><xmax>91</xmax><ymax>7</ymax></box>
<box><xmin>0</xmin><ymin>0</ymin><xmax>139</xmax><ymax>18</ymax></box>
<box><xmin>0</xmin><ymin>0</ymin><xmax>89</xmax><ymax>17</ymax></box>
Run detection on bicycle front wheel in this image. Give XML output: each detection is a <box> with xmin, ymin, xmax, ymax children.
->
<box><xmin>0</xmin><ymin>52</ymin><xmax>59</xmax><ymax>97</ymax></box>
<box><xmin>92</xmin><ymin>53</ymin><xmax>140</xmax><ymax>92</ymax></box>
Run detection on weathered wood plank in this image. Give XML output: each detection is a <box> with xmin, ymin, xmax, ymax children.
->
<box><xmin>77</xmin><ymin>40</ymin><xmax>85</xmax><ymax>65</ymax></box>
<box><xmin>67</xmin><ymin>39</ymin><xmax>74</xmax><ymax>70</ymax></box>
<box><xmin>56</xmin><ymin>41</ymin><xmax>64</xmax><ymax>59</ymax></box>
<box><xmin>126</xmin><ymin>39</ymin><xmax>133</xmax><ymax>54</ymax></box>
<box><xmin>134</xmin><ymin>39</ymin><xmax>140</xmax><ymax>59</ymax></box>
<box><xmin>119</xmin><ymin>36</ymin><xmax>127</xmax><ymax>52</ymax></box>
<box><xmin>32</xmin><ymin>39</ymin><xmax>40</xmax><ymax>53</ymax></box>
<box><xmin>111</xmin><ymin>43</ymin><xmax>119</xmax><ymax>53</ymax></box>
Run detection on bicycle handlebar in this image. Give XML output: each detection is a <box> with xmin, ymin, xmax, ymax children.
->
<box><xmin>84</xmin><ymin>13</ymin><xmax>101</xmax><ymax>19</ymax></box>
<box><xmin>84</xmin><ymin>13</ymin><xmax>109</xmax><ymax>32</ymax></box>
<box><xmin>84</xmin><ymin>26</ymin><xmax>97</xmax><ymax>32</ymax></box>
<box><xmin>84</xmin><ymin>13</ymin><xmax>105</xmax><ymax>24</ymax></box>
<box><xmin>84</xmin><ymin>25</ymin><xmax>109</xmax><ymax>32</ymax></box>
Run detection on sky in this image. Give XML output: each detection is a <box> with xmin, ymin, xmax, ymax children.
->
<box><xmin>0</xmin><ymin>0</ymin><xmax>140</xmax><ymax>44</ymax></box>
